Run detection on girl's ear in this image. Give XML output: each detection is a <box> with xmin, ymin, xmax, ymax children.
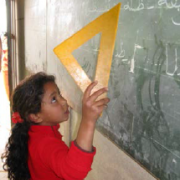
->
<box><xmin>28</xmin><ymin>113</ymin><xmax>42</xmax><ymax>123</ymax></box>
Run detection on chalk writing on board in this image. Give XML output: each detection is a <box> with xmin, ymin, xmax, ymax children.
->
<box><xmin>123</xmin><ymin>0</ymin><xmax>180</xmax><ymax>26</ymax></box>
<box><xmin>87</xmin><ymin>0</ymin><xmax>180</xmax><ymax>27</ymax></box>
<box><xmin>114</xmin><ymin>41</ymin><xmax>180</xmax><ymax>77</ymax></box>
<box><xmin>124</xmin><ymin>0</ymin><xmax>145</xmax><ymax>12</ymax></box>
<box><xmin>158</xmin><ymin>0</ymin><xmax>180</xmax><ymax>9</ymax></box>
<box><xmin>124</xmin><ymin>0</ymin><xmax>180</xmax><ymax>11</ymax></box>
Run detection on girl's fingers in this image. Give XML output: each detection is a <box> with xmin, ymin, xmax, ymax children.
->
<box><xmin>93</xmin><ymin>98</ymin><xmax>110</xmax><ymax>107</ymax></box>
<box><xmin>88</xmin><ymin>87</ymin><xmax>108</xmax><ymax>102</ymax></box>
<box><xmin>96</xmin><ymin>104</ymin><xmax>107</xmax><ymax>113</ymax></box>
<box><xmin>84</xmin><ymin>81</ymin><xmax>98</xmax><ymax>100</ymax></box>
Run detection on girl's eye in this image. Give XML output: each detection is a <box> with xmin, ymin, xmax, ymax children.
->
<box><xmin>51</xmin><ymin>96</ymin><xmax>57</xmax><ymax>103</ymax></box>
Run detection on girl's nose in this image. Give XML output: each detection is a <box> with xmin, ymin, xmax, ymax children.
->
<box><xmin>60</xmin><ymin>96</ymin><xmax>67</xmax><ymax>106</ymax></box>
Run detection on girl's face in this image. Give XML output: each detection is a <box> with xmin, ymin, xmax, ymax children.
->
<box><xmin>38</xmin><ymin>82</ymin><xmax>69</xmax><ymax>126</ymax></box>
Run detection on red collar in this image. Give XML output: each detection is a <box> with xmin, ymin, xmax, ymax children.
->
<box><xmin>29</xmin><ymin>124</ymin><xmax>60</xmax><ymax>135</ymax></box>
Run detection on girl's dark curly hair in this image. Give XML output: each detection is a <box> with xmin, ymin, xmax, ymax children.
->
<box><xmin>1</xmin><ymin>72</ymin><xmax>56</xmax><ymax>180</ymax></box>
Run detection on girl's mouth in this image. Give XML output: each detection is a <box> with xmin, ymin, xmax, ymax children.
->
<box><xmin>65</xmin><ymin>109</ymin><xmax>69</xmax><ymax>114</ymax></box>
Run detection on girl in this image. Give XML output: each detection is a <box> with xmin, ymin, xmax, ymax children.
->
<box><xmin>1</xmin><ymin>72</ymin><xmax>109</xmax><ymax>180</ymax></box>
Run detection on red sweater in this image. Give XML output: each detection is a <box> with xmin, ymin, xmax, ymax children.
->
<box><xmin>28</xmin><ymin>124</ymin><xmax>96</xmax><ymax>180</ymax></box>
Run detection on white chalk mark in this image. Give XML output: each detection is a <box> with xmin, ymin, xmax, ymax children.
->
<box><xmin>166</xmin><ymin>44</ymin><xmax>178</xmax><ymax>76</ymax></box>
<box><xmin>93</xmin><ymin>48</ymin><xmax>99</xmax><ymax>52</ymax></box>
<box><xmin>124</xmin><ymin>0</ymin><xmax>145</xmax><ymax>12</ymax></box>
<box><xmin>147</xmin><ymin>6</ymin><xmax>155</xmax><ymax>9</ymax></box>
<box><xmin>171</xmin><ymin>17</ymin><xmax>180</xmax><ymax>26</ymax></box>
<box><xmin>115</xmin><ymin>43</ymin><xmax>125</xmax><ymax>58</ymax></box>
<box><xmin>122</xmin><ymin>59</ymin><xmax>128</xmax><ymax>62</ymax></box>
<box><xmin>173</xmin><ymin>159</ymin><xmax>177</xmax><ymax>164</ymax></box>
<box><xmin>130</xmin><ymin>116</ymin><xmax>134</xmax><ymax>141</ymax></box>
<box><xmin>130</xmin><ymin>44</ymin><xmax>144</xmax><ymax>73</ymax></box>
<box><xmin>151</xmin><ymin>138</ymin><xmax>180</xmax><ymax>159</ymax></box>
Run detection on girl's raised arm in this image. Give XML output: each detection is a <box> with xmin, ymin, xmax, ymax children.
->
<box><xmin>76</xmin><ymin>81</ymin><xmax>110</xmax><ymax>151</ymax></box>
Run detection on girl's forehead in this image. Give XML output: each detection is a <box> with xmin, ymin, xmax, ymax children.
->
<box><xmin>43</xmin><ymin>82</ymin><xmax>59</xmax><ymax>94</ymax></box>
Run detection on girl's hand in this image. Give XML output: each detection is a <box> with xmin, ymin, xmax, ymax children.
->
<box><xmin>82</xmin><ymin>81</ymin><xmax>110</xmax><ymax>123</ymax></box>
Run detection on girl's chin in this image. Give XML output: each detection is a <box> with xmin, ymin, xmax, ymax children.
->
<box><xmin>61</xmin><ymin>116</ymin><xmax>69</xmax><ymax>122</ymax></box>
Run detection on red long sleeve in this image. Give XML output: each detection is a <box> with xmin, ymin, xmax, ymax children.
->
<box><xmin>28</xmin><ymin>124</ymin><xmax>96</xmax><ymax>180</ymax></box>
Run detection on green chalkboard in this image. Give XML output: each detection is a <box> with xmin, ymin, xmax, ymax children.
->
<box><xmin>51</xmin><ymin>0</ymin><xmax>180</xmax><ymax>179</ymax></box>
